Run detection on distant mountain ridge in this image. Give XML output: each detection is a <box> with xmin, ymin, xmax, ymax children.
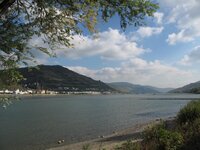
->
<box><xmin>170</xmin><ymin>81</ymin><xmax>200</xmax><ymax>94</ymax></box>
<box><xmin>18</xmin><ymin>65</ymin><xmax>115</xmax><ymax>92</ymax></box>
<box><xmin>107</xmin><ymin>82</ymin><xmax>173</xmax><ymax>94</ymax></box>
<box><xmin>146</xmin><ymin>86</ymin><xmax>174</xmax><ymax>93</ymax></box>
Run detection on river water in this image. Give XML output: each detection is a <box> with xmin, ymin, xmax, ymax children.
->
<box><xmin>0</xmin><ymin>94</ymin><xmax>200</xmax><ymax>150</ymax></box>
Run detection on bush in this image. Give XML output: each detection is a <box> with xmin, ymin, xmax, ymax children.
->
<box><xmin>143</xmin><ymin>124</ymin><xmax>183</xmax><ymax>150</ymax></box>
<box><xmin>179</xmin><ymin>118</ymin><xmax>200</xmax><ymax>150</ymax></box>
<box><xmin>114</xmin><ymin>140</ymin><xmax>141</xmax><ymax>150</ymax></box>
<box><xmin>177</xmin><ymin>101</ymin><xmax>200</xmax><ymax>125</ymax></box>
<box><xmin>82</xmin><ymin>144</ymin><xmax>90</xmax><ymax>150</ymax></box>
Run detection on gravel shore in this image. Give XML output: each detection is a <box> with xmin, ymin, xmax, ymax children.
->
<box><xmin>48</xmin><ymin>119</ymin><xmax>167</xmax><ymax>150</ymax></box>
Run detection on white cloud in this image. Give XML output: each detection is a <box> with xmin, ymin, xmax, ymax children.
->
<box><xmin>179</xmin><ymin>46</ymin><xmax>200</xmax><ymax>65</ymax></box>
<box><xmin>154</xmin><ymin>12</ymin><xmax>164</xmax><ymax>25</ymax></box>
<box><xmin>137</xmin><ymin>27</ymin><xmax>164</xmax><ymax>38</ymax></box>
<box><xmin>166</xmin><ymin>30</ymin><xmax>194</xmax><ymax>45</ymax></box>
<box><xmin>26</xmin><ymin>35</ymin><xmax>56</xmax><ymax>66</ymax></box>
<box><xmin>29</xmin><ymin>28</ymin><xmax>147</xmax><ymax>60</ymax></box>
<box><xmin>161</xmin><ymin>0</ymin><xmax>200</xmax><ymax>45</ymax></box>
<box><xmin>159</xmin><ymin>0</ymin><xmax>188</xmax><ymax>7</ymax></box>
<box><xmin>68</xmin><ymin>58</ymin><xmax>197</xmax><ymax>88</ymax></box>
<box><xmin>55</xmin><ymin>28</ymin><xmax>146</xmax><ymax>60</ymax></box>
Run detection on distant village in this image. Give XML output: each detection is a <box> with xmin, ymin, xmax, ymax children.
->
<box><xmin>0</xmin><ymin>89</ymin><xmax>111</xmax><ymax>95</ymax></box>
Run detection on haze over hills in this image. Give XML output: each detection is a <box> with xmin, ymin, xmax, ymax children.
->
<box><xmin>18</xmin><ymin>65</ymin><xmax>115</xmax><ymax>92</ymax></box>
<box><xmin>107</xmin><ymin>82</ymin><xmax>173</xmax><ymax>94</ymax></box>
<box><xmin>169</xmin><ymin>81</ymin><xmax>200</xmax><ymax>94</ymax></box>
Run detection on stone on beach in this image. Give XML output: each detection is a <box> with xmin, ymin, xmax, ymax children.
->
<box><xmin>57</xmin><ymin>139</ymin><xmax>64</xmax><ymax>144</ymax></box>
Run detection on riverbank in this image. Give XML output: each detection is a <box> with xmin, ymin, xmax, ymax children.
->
<box><xmin>48</xmin><ymin>118</ymin><xmax>175</xmax><ymax>150</ymax></box>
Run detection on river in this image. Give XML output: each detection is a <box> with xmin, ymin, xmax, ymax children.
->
<box><xmin>0</xmin><ymin>94</ymin><xmax>200</xmax><ymax>150</ymax></box>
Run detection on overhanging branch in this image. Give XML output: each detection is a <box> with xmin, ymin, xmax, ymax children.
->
<box><xmin>0</xmin><ymin>0</ymin><xmax>16</xmax><ymax>17</ymax></box>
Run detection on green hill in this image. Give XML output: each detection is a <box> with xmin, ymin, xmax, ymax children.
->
<box><xmin>18</xmin><ymin>65</ymin><xmax>115</xmax><ymax>92</ymax></box>
<box><xmin>107</xmin><ymin>82</ymin><xmax>159</xmax><ymax>94</ymax></box>
<box><xmin>107</xmin><ymin>82</ymin><xmax>173</xmax><ymax>94</ymax></box>
<box><xmin>169</xmin><ymin>81</ymin><xmax>200</xmax><ymax>94</ymax></box>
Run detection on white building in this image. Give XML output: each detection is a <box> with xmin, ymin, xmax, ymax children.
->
<box><xmin>15</xmin><ymin>89</ymin><xmax>29</xmax><ymax>95</ymax></box>
<box><xmin>5</xmin><ymin>90</ymin><xmax>13</xmax><ymax>94</ymax></box>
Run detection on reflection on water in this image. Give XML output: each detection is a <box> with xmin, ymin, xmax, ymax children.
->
<box><xmin>0</xmin><ymin>94</ymin><xmax>200</xmax><ymax>150</ymax></box>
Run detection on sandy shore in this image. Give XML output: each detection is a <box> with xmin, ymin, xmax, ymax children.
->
<box><xmin>48</xmin><ymin>118</ymin><xmax>171</xmax><ymax>150</ymax></box>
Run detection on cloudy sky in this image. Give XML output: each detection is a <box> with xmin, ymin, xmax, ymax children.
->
<box><xmin>30</xmin><ymin>0</ymin><xmax>200</xmax><ymax>88</ymax></box>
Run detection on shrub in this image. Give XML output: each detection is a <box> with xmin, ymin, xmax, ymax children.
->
<box><xmin>114</xmin><ymin>140</ymin><xmax>141</xmax><ymax>150</ymax></box>
<box><xmin>143</xmin><ymin>124</ymin><xmax>183</xmax><ymax>150</ymax></box>
<box><xmin>177</xmin><ymin>101</ymin><xmax>200</xmax><ymax>125</ymax></box>
<box><xmin>82</xmin><ymin>144</ymin><xmax>90</xmax><ymax>150</ymax></box>
<box><xmin>180</xmin><ymin>118</ymin><xmax>200</xmax><ymax>150</ymax></box>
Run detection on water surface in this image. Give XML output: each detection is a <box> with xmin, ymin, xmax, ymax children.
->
<box><xmin>0</xmin><ymin>94</ymin><xmax>200</xmax><ymax>150</ymax></box>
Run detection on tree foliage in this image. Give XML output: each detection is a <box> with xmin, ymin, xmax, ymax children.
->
<box><xmin>0</xmin><ymin>0</ymin><xmax>158</xmax><ymax>87</ymax></box>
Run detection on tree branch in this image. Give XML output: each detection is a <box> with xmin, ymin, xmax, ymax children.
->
<box><xmin>0</xmin><ymin>0</ymin><xmax>16</xmax><ymax>17</ymax></box>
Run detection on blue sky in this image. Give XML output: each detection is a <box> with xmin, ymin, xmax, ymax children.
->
<box><xmin>30</xmin><ymin>0</ymin><xmax>200</xmax><ymax>88</ymax></box>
